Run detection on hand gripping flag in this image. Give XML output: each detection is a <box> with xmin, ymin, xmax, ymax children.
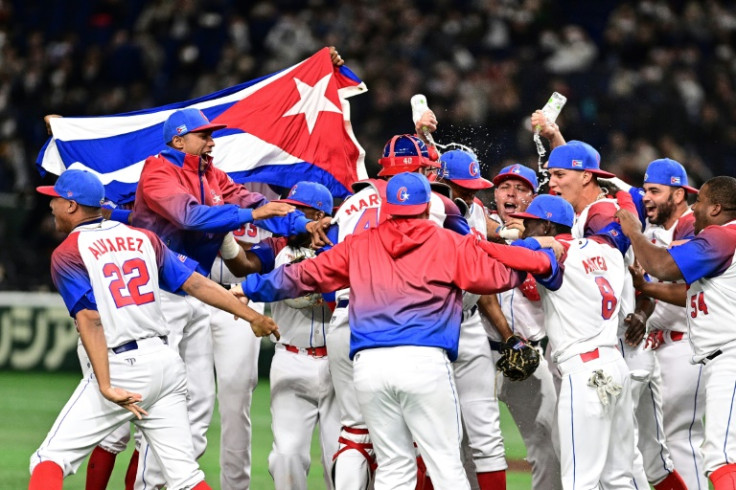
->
<box><xmin>36</xmin><ymin>48</ymin><xmax>368</xmax><ymax>203</ymax></box>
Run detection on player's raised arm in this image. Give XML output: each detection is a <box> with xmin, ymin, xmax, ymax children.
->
<box><xmin>616</xmin><ymin>208</ymin><xmax>683</xmax><ymax>281</ymax></box>
<box><xmin>181</xmin><ymin>271</ymin><xmax>279</xmax><ymax>339</ymax></box>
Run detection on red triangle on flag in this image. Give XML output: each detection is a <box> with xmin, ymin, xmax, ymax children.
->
<box><xmin>215</xmin><ymin>48</ymin><xmax>358</xmax><ymax>189</ymax></box>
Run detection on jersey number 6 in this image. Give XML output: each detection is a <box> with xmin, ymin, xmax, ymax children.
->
<box><xmin>595</xmin><ymin>276</ymin><xmax>618</xmax><ymax>320</ymax></box>
<box><xmin>103</xmin><ymin>258</ymin><xmax>155</xmax><ymax>308</ymax></box>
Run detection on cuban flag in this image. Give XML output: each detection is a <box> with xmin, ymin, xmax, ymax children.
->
<box><xmin>36</xmin><ymin>48</ymin><xmax>368</xmax><ymax>202</ymax></box>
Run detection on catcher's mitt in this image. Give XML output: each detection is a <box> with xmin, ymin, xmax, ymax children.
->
<box><xmin>283</xmin><ymin>251</ymin><xmax>323</xmax><ymax>309</ymax></box>
<box><xmin>496</xmin><ymin>335</ymin><xmax>540</xmax><ymax>382</ymax></box>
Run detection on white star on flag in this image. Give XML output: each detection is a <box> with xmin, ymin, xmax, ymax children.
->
<box><xmin>282</xmin><ymin>74</ymin><xmax>342</xmax><ymax>134</ymax></box>
<box><xmin>400</xmin><ymin>190</ymin><xmax>410</xmax><ymax>201</ymax></box>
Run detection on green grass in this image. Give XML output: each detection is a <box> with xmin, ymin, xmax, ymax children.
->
<box><xmin>1</xmin><ymin>371</ymin><xmax>531</xmax><ymax>489</ymax></box>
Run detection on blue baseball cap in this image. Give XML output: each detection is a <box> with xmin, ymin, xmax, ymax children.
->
<box><xmin>644</xmin><ymin>158</ymin><xmax>698</xmax><ymax>194</ymax></box>
<box><xmin>276</xmin><ymin>181</ymin><xmax>334</xmax><ymax>215</ymax></box>
<box><xmin>509</xmin><ymin>194</ymin><xmax>574</xmax><ymax>228</ymax></box>
<box><xmin>385</xmin><ymin>172</ymin><xmax>432</xmax><ymax>216</ymax></box>
<box><xmin>37</xmin><ymin>169</ymin><xmax>105</xmax><ymax>207</ymax></box>
<box><xmin>547</xmin><ymin>140</ymin><xmax>615</xmax><ymax>178</ymax></box>
<box><xmin>492</xmin><ymin>163</ymin><xmax>539</xmax><ymax>192</ymax></box>
<box><xmin>163</xmin><ymin>108</ymin><xmax>227</xmax><ymax>143</ymax></box>
<box><xmin>439</xmin><ymin>150</ymin><xmax>493</xmax><ymax>190</ymax></box>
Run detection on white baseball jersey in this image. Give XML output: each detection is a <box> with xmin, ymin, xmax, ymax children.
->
<box><xmin>331</xmin><ymin>185</ymin><xmax>382</xmax><ymax>303</ymax></box>
<box><xmin>51</xmin><ymin>220</ymin><xmax>197</xmax><ymax>348</ymax></box>
<box><xmin>538</xmin><ymin>235</ymin><xmax>625</xmax><ymax>363</ymax></box>
<box><xmin>269</xmin><ymin>243</ymin><xmax>332</xmax><ymax>347</ymax></box>
<box><xmin>669</xmin><ymin>220</ymin><xmax>736</xmax><ymax>362</ymax></box>
<box><xmin>487</xmin><ymin>212</ymin><xmax>546</xmax><ymax>341</ymax></box>
<box><xmin>462</xmin><ymin>199</ymin><xmax>487</xmax><ymax>310</ymax></box>
<box><xmin>573</xmin><ymin>198</ymin><xmax>636</xmax><ymax>335</ymax></box>
<box><xmin>210</xmin><ymin>222</ymin><xmax>272</xmax><ymax>284</ymax></box>
<box><xmin>643</xmin><ymin>210</ymin><xmax>695</xmax><ymax>333</ymax></box>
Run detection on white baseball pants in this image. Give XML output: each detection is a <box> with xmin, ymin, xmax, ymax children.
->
<box><xmin>620</xmin><ymin>337</ymin><xmax>674</xmax><ymax>486</ymax></box>
<box><xmin>493</xmin><ymin>345</ymin><xmax>562</xmax><ymax>490</ymax></box>
<box><xmin>702</xmin><ymin>345</ymin><xmax>736</xmax><ymax>476</ymax></box>
<box><xmin>135</xmin><ymin>292</ymin><xmax>214</xmax><ymax>490</ymax></box>
<box><xmin>454</xmin><ymin>311</ymin><xmax>507</xmax><ymax>473</ymax></box>
<box><xmin>556</xmin><ymin>346</ymin><xmax>636</xmax><ymax>489</ymax></box>
<box><xmin>326</xmin><ymin>305</ymin><xmax>374</xmax><ymax>490</ymax></box>
<box><xmin>30</xmin><ymin>338</ymin><xmax>205</xmax><ymax>489</ymax></box>
<box><xmin>268</xmin><ymin>344</ymin><xmax>340</xmax><ymax>489</ymax></box>
<box><xmin>209</xmin><ymin>302</ymin><xmax>262</xmax><ymax>490</ymax></box>
<box><xmin>657</xmin><ymin>331</ymin><xmax>707</xmax><ymax>489</ymax></box>
<box><xmin>354</xmin><ymin>346</ymin><xmax>470</xmax><ymax>490</ymax></box>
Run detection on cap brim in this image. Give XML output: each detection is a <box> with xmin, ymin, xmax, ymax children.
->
<box><xmin>508</xmin><ymin>211</ymin><xmax>541</xmax><ymax>221</ymax></box>
<box><xmin>275</xmin><ymin>198</ymin><xmax>308</xmax><ymax>208</ymax></box>
<box><xmin>682</xmin><ymin>185</ymin><xmax>699</xmax><ymax>194</ymax></box>
<box><xmin>36</xmin><ymin>185</ymin><xmax>61</xmax><ymax>198</ymax></box>
<box><xmin>448</xmin><ymin>177</ymin><xmax>493</xmax><ymax>190</ymax></box>
<box><xmin>190</xmin><ymin>123</ymin><xmax>227</xmax><ymax>133</ymax></box>
<box><xmin>492</xmin><ymin>174</ymin><xmax>536</xmax><ymax>191</ymax></box>
<box><xmin>588</xmin><ymin>169</ymin><xmax>616</xmax><ymax>178</ymax></box>
<box><xmin>384</xmin><ymin>202</ymin><xmax>429</xmax><ymax>216</ymax></box>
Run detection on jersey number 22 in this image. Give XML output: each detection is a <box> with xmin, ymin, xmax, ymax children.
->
<box><xmin>103</xmin><ymin>258</ymin><xmax>155</xmax><ymax>308</ymax></box>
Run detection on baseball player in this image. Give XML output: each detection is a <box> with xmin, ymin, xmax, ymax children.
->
<box><xmin>607</xmin><ymin>159</ymin><xmax>707</xmax><ymax>489</ymax></box>
<box><xmin>235</xmin><ymin>172</ymin><xmax>555</xmax><ymax>489</ymax></box>
<box><xmin>546</xmin><ymin>138</ymin><xmax>686</xmax><ymax>489</ymax></box>
<box><xmin>481</xmin><ymin>163</ymin><xmax>562</xmax><ymax>490</ymax></box>
<box><xmin>43</xmin><ymin>116</ymin><xmax>142</xmax><ymax>490</ymax></box>
<box><xmin>323</xmin><ymin>131</ymin><xmax>470</xmax><ymax>490</ymax></box>
<box><xmin>130</xmin><ymin>107</ymin><xmax>330</xmax><ymax>489</ymax></box>
<box><xmin>228</xmin><ymin>181</ymin><xmax>339</xmax><ymax>489</ymax></box>
<box><xmin>616</xmin><ymin>176</ymin><xmax>736</xmax><ymax>490</ymax></box>
<box><xmin>437</xmin><ymin>149</ymin><xmax>512</xmax><ymax>488</ymax></box>
<box><xmin>498</xmin><ymin>194</ymin><xmax>636</xmax><ymax>488</ymax></box>
<box><xmin>29</xmin><ymin>169</ymin><xmax>277</xmax><ymax>490</ymax></box>
<box><xmin>208</xmin><ymin>219</ymin><xmax>271</xmax><ymax>490</ymax></box>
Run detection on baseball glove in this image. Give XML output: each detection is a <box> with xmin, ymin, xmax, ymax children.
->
<box><xmin>496</xmin><ymin>335</ymin><xmax>540</xmax><ymax>382</ymax></box>
<box><xmin>282</xmin><ymin>252</ymin><xmax>323</xmax><ymax>309</ymax></box>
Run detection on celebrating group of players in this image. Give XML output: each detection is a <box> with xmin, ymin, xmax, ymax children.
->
<box><xmin>29</xmin><ymin>57</ymin><xmax>736</xmax><ymax>490</ymax></box>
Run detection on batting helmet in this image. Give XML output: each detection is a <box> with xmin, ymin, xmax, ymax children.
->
<box><xmin>377</xmin><ymin>134</ymin><xmax>440</xmax><ymax>177</ymax></box>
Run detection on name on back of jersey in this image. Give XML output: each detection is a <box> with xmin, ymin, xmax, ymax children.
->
<box><xmin>343</xmin><ymin>194</ymin><xmax>380</xmax><ymax>216</ymax></box>
<box><xmin>582</xmin><ymin>255</ymin><xmax>608</xmax><ymax>274</ymax></box>
<box><xmin>88</xmin><ymin>236</ymin><xmax>145</xmax><ymax>260</ymax></box>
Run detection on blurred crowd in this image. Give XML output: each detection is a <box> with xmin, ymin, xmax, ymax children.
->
<box><xmin>1</xmin><ymin>0</ymin><xmax>735</xmax><ymax>290</ymax></box>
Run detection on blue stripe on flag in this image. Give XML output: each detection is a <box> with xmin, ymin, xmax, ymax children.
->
<box><xmin>228</xmin><ymin>163</ymin><xmax>351</xmax><ymax>198</ymax></box>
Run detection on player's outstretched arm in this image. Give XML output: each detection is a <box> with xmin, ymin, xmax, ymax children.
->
<box><xmin>182</xmin><ymin>272</ymin><xmax>280</xmax><ymax>339</ymax></box>
<box><xmin>76</xmin><ymin>309</ymin><xmax>147</xmax><ymax>419</ymax></box>
<box><xmin>219</xmin><ymin>232</ymin><xmax>264</xmax><ymax>277</ymax></box>
<box><xmin>628</xmin><ymin>264</ymin><xmax>687</xmax><ymax>307</ymax></box>
<box><xmin>616</xmin><ymin>209</ymin><xmax>684</xmax><ymax>281</ymax></box>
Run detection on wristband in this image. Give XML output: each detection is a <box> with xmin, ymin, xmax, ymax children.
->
<box><xmin>219</xmin><ymin>232</ymin><xmax>241</xmax><ymax>260</ymax></box>
<box><xmin>498</xmin><ymin>225</ymin><xmax>521</xmax><ymax>240</ymax></box>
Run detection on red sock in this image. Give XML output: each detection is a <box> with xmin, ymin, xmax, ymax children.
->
<box><xmin>86</xmin><ymin>446</ymin><xmax>117</xmax><ymax>490</ymax></box>
<box><xmin>477</xmin><ymin>470</ymin><xmax>506</xmax><ymax>490</ymax></box>
<box><xmin>711</xmin><ymin>464</ymin><xmax>736</xmax><ymax>490</ymax></box>
<box><xmin>124</xmin><ymin>449</ymin><xmax>139</xmax><ymax>490</ymax></box>
<box><xmin>654</xmin><ymin>470</ymin><xmax>688</xmax><ymax>490</ymax></box>
<box><xmin>191</xmin><ymin>482</ymin><xmax>212</xmax><ymax>490</ymax></box>
<box><xmin>29</xmin><ymin>461</ymin><xmax>63</xmax><ymax>490</ymax></box>
<box><xmin>415</xmin><ymin>456</ymin><xmax>434</xmax><ymax>490</ymax></box>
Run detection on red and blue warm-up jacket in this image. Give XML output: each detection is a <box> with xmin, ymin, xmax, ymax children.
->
<box><xmin>242</xmin><ymin>218</ymin><xmax>553</xmax><ymax>361</ymax></box>
<box><xmin>132</xmin><ymin>147</ymin><xmax>310</xmax><ymax>275</ymax></box>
